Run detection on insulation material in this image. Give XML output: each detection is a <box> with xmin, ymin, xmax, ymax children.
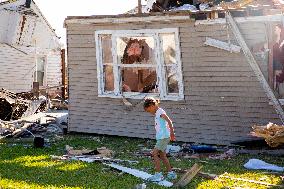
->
<box><xmin>251</xmin><ymin>122</ymin><xmax>284</xmax><ymax>147</ymax></box>
<box><xmin>16</xmin><ymin>15</ymin><xmax>36</xmax><ymax>46</ymax></box>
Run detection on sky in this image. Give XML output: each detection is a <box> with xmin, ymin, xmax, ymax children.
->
<box><xmin>33</xmin><ymin>0</ymin><xmax>147</xmax><ymax>46</ymax></box>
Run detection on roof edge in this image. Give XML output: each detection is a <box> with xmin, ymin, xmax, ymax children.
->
<box><xmin>64</xmin><ymin>13</ymin><xmax>283</xmax><ymax>26</ymax></box>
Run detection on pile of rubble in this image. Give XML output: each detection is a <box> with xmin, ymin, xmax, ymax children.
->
<box><xmin>0</xmin><ymin>88</ymin><xmax>68</xmax><ymax>147</ymax></box>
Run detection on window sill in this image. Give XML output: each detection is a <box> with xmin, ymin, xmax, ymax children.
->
<box><xmin>98</xmin><ymin>93</ymin><xmax>184</xmax><ymax>101</ymax></box>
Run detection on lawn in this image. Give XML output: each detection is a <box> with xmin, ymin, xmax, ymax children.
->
<box><xmin>0</xmin><ymin>134</ymin><xmax>283</xmax><ymax>189</ymax></box>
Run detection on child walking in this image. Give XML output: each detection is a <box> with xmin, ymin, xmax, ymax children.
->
<box><xmin>143</xmin><ymin>97</ymin><xmax>177</xmax><ymax>181</ymax></box>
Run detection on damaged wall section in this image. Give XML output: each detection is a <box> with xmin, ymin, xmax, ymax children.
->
<box><xmin>0</xmin><ymin>0</ymin><xmax>63</xmax><ymax>95</ymax></box>
<box><xmin>65</xmin><ymin>14</ymin><xmax>283</xmax><ymax>145</ymax></box>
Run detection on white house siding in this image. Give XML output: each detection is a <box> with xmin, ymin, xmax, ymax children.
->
<box><xmin>46</xmin><ymin>51</ymin><xmax>62</xmax><ymax>88</ymax></box>
<box><xmin>65</xmin><ymin>16</ymin><xmax>282</xmax><ymax>145</ymax></box>
<box><xmin>0</xmin><ymin>43</ymin><xmax>33</xmax><ymax>92</ymax></box>
<box><xmin>0</xmin><ymin>9</ymin><xmax>20</xmax><ymax>44</ymax></box>
<box><xmin>0</xmin><ymin>1</ymin><xmax>62</xmax><ymax>94</ymax></box>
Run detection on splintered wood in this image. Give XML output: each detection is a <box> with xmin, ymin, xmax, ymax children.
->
<box><xmin>251</xmin><ymin>123</ymin><xmax>284</xmax><ymax>147</ymax></box>
<box><xmin>174</xmin><ymin>163</ymin><xmax>203</xmax><ymax>188</ymax></box>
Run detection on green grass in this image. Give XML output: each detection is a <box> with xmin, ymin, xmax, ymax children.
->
<box><xmin>0</xmin><ymin>134</ymin><xmax>283</xmax><ymax>189</ymax></box>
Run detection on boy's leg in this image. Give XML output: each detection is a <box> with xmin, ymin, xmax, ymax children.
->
<box><xmin>152</xmin><ymin>148</ymin><xmax>161</xmax><ymax>172</ymax></box>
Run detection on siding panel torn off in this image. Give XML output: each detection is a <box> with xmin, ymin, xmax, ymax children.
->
<box><xmin>204</xmin><ymin>37</ymin><xmax>241</xmax><ymax>53</ymax></box>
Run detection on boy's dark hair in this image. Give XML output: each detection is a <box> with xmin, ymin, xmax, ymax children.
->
<box><xmin>143</xmin><ymin>97</ymin><xmax>160</xmax><ymax>108</ymax></box>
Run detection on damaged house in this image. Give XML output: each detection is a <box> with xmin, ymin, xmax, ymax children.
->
<box><xmin>64</xmin><ymin>0</ymin><xmax>284</xmax><ymax>145</ymax></box>
<box><xmin>0</xmin><ymin>0</ymin><xmax>64</xmax><ymax>96</ymax></box>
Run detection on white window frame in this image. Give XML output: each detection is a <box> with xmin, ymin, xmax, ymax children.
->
<box><xmin>34</xmin><ymin>55</ymin><xmax>47</xmax><ymax>87</ymax></box>
<box><xmin>95</xmin><ymin>28</ymin><xmax>184</xmax><ymax>101</ymax></box>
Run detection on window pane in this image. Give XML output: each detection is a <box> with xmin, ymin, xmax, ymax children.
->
<box><xmin>117</xmin><ymin>37</ymin><xmax>155</xmax><ymax>64</ymax></box>
<box><xmin>36</xmin><ymin>57</ymin><xmax>45</xmax><ymax>71</ymax></box>
<box><xmin>104</xmin><ymin>65</ymin><xmax>114</xmax><ymax>91</ymax></box>
<box><xmin>161</xmin><ymin>33</ymin><xmax>177</xmax><ymax>65</ymax></box>
<box><xmin>121</xmin><ymin>67</ymin><xmax>157</xmax><ymax>93</ymax></box>
<box><xmin>166</xmin><ymin>66</ymin><xmax>179</xmax><ymax>94</ymax></box>
<box><xmin>34</xmin><ymin>71</ymin><xmax>44</xmax><ymax>86</ymax></box>
<box><xmin>34</xmin><ymin>56</ymin><xmax>45</xmax><ymax>86</ymax></box>
<box><xmin>101</xmin><ymin>35</ymin><xmax>112</xmax><ymax>64</ymax></box>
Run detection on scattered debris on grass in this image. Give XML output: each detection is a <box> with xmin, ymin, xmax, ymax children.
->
<box><xmin>65</xmin><ymin>145</ymin><xmax>114</xmax><ymax>157</ymax></box>
<box><xmin>244</xmin><ymin>159</ymin><xmax>284</xmax><ymax>172</ymax></box>
<box><xmin>209</xmin><ymin>149</ymin><xmax>236</xmax><ymax>160</ymax></box>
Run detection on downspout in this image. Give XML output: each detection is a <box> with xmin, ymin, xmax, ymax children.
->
<box><xmin>61</xmin><ymin>49</ymin><xmax>66</xmax><ymax>99</ymax></box>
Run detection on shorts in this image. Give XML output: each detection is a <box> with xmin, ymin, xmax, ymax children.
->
<box><xmin>155</xmin><ymin>138</ymin><xmax>170</xmax><ymax>152</ymax></box>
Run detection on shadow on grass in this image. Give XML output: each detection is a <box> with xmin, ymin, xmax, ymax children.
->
<box><xmin>0</xmin><ymin>135</ymin><xmax>151</xmax><ymax>189</ymax></box>
<box><xmin>0</xmin><ymin>134</ymin><xmax>283</xmax><ymax>189</ymax></box>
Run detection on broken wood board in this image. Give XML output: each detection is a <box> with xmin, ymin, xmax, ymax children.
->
<box><xmin>77</xmin><ymin>157</ymin><xmax>138</xmax><ymax>164</ymax></box>
<box><xmin>204</xmin><ymin>37</ymin><xmax>241</xmax><ymax>53</ymax></box>
<box><xmin>174</xmin><ymin>163</ymin><xmax>203</xmax><ymax>188</ymax></box>
<box><xmin>104</xmin><ymin>163</ymin><xmax>173</xmax><ymax>187</ymax></box>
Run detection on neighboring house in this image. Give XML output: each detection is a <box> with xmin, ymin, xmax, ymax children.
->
<box><xmin>64</xmin><ymin>5</ymin><xmax>284</xmax><ymax>145</ymax></box>
<box><xmin>0</xmin><ymin>0</ymin><xmax>64</xmax><ymax>96</ymax></box>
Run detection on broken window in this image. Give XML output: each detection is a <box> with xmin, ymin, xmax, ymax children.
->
<box><xmin>160</xmin><ymin>33</ymin><xmax>179</xmax><ymax>94</ymax></box>
<box><xmin>101</xmin><ymin>35</ymin><xmax>114</xmax><ymax>91</ymax></box>
<box><xmin>96</xmin><ymin>28</ymin><xmax>184</xmax><ymax>100</ymax></box>
<box><xmin>34</xmin><ymin>56</ymin><xmax>46</xmax><ymax>86</ymax></box>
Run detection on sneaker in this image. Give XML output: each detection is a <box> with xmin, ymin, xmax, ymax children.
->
<box><xmin>167</xmin><ymin>171</ymin><xmax>177</xmax><ymax>180</ymax></box>
<box><xmin>147</xmin><ymin>172</ymin><xmax>164</xmax><ymax>182</ymax></box>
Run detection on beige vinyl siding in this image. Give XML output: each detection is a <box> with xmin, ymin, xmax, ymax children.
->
<box><xmin>66</xmin><ymin>19</ymin><xmax>281</xmax><ymax>145</ymax></box>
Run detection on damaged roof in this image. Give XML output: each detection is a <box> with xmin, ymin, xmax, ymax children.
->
<box><xmin>0</xmin><ymin>0</ymin><xmax>59</xmax><ymax>38</ymax></box>
<box><xmin>65</xmin><ymin>0</ymin><xmax>284</xmax><ymax>24</ymax></box>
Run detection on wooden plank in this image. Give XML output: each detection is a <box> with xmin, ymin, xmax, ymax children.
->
<box><xmin>174</xmin><ymin>164</ymin><xmax>202</xmax><ymax>188</ymax></box>
<box><xmin>266</xmin><ymin>23</ymin><xmax>274</xmax><ymax>88</ymax></box>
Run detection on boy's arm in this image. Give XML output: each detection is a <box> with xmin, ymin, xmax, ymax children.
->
<box><xmin>161</xmin><ymin>114</ymin><xmax>175</xmax><ymax>141</ymax></box>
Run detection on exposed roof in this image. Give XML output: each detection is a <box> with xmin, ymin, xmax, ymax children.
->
<box><xmin>65</xmin><ymin>0</ymin><xmax>284</xmax><ymax>22</ymax></box>
<box><xmin>0</xmin><ymin>0</ymin><xmax>59</xmax><ymax>38</ymax></box>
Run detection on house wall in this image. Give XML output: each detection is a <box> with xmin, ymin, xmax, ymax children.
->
<box><xmin>0</xmin><ymin>43</ymin><xmax>34</xmax><ymax>92</ymax></box>
<box><xmin>0</xmin><ymin>9</ymin><xmax>20</xmax><ymax>44</ymax></box>
<box><xmin>46</xmin><ymin>51</ymin><xmax>63</xmax><ymax>92</ymax></box>
<box><xmin>66</xmin><ymin>18</ymin><xmax>282</xmax><ymax>145</ymax></box>
<box><xmin>19</xmin><ymin>46</ymin><xmax>63</xmax><ymax>92</ymax></box>
<box><xmin>0</xmin><ymin>2</ymin><xmax>62</xmax><ymax>94</ymax></box>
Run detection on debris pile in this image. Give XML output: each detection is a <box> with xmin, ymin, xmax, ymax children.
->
<box><xmin>0</xmin><ymin>88</ymin><xmax>68</xmax><ymax>147</ymax></box>
<box><xmin>250</xmin><ymin>122</ymin><xmax>284</xmax><ymax>147</ymax></box>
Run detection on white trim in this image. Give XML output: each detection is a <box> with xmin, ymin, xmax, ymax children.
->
<box><xmin>112</xmin><ymin>34</ymin><xmax>120</xmax><ymax>96</ymax></box>
<box><xmin>98</xmin><ymin>93</ymin><xmax>184</xmax><ymax>101</ymax></box>
<box><xmin>204</xmin><ymin>37</ymin><xmax>241</xmax><ymax>53</ymax></box>
<box><xmin>119</xmin><ymin>64</ymin><xmax>156</xmax><ymax>68</ymax></box>
<box><xmin>195</xmin><ymin>14</ymin><xmax>283</xmax><ymax>25</ymax></box>
<box><xmin>65</xmin><ymin>15</ymin><xmax>190</xmax><ymax>25</ymax></box>
<box><xmin>95</xmin><ymin>28</ymin><xmax>184</xmax><ymax>101</ymax></box>
<box><xmin>96</xmin><ymin>28</ymin><xmax>179</xmax><ymax>36</ymax></box>
<box><xmin>95</xmin><ymin>32</ymin><xmax>103</xmax><ymax>95</ymax></box>
<box><xmin>158</xmin><ymin>33</ymin><xmax>166</xmax><ymax>99</ymax></box>
<box><xmin>174</xmin><ymin>30</ymin><xmax>184</xmax><ymax>99</ymax></box>
<box><xmin>65</xmin><ymin>14</ymin><xmax>283</xmax><ymax>26</ymax></box>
